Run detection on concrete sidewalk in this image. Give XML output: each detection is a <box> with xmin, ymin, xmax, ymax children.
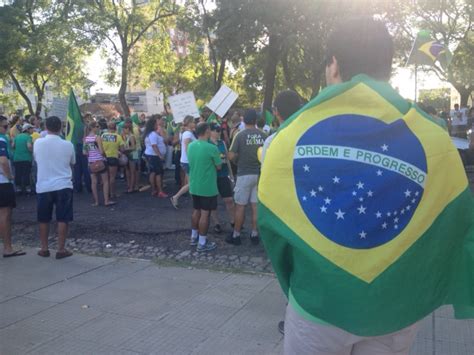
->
<box><xmin>0</xmin><ymin>250</ymin><xmax>472</xmax><ymax>354</ymax></box>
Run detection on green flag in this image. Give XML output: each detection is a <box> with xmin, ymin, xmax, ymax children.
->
<box><xmin>406</xmin><ymin>30</ymin><xmax>452</xmax><ymax>69</ymax></box>
<box><xmin>265</xmin><ymin>109</ymin><xmax>275</xmax><ymax>126</ymax></box>
<box><xmin>259</xmin><ymin>74</ymin><xmax>474</xmax><ymax>336</ymax></box>
<box><xmin>131</xmin><ymin>113</ymin><xmax>140</xmax><ymax>125</ymax></box>
<box><xmin>65</xmin><ymin>89</ymin><xmax>84</xmax><ymax>145</ymax></box>
<box><xmin>207</xmin><ymin>112</ymin><xmax>218</xmax><ymax>123</ymax></box>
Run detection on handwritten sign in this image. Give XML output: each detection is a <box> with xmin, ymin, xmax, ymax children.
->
<box><xmin>206</xmin><ymin>85</ymin><xmax>238</xmax><ymax>117</ymax></box>
<box><xmin>49</xmin><ymin>97</ymin><xmax>68</xmax><ymax>121</ymax></box>
<box><xmin>168</xmin><ymin>92</ymin><xmax>200</xmax><ymax>123</ymax></box>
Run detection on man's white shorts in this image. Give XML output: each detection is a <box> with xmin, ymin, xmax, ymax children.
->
<box><xmin>234</xmin><ymin>174</ymin><xmax>259</xmax><ymax>205</ymax></box>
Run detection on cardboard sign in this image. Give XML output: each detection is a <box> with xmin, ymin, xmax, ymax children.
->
<box><xmin>206</xmin><ymin>85</ymin><xmax>238</xmax><ymax>117</ymax></box>
<box><xmin>168</xmin><ymin>92</ymin><xmax>200</xmax><ymax>123</ymax></box>
<box><xmin>49</xmin><ymin>97</ymin><xmax>68</xmax><ymax>121</ymax></box>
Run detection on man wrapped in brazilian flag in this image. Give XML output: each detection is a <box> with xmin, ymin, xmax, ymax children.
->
<box><xmin>259</xmin><ymin>18</ymin><xmax>474</xmax><ymax>354</ymax></box>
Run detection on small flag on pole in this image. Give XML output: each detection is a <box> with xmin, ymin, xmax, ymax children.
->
<box><xmin>65</xmin><ymin>89</ymin><xmax>83</xmax><ymax>145</ymax></box>
<box><xmin>207</xmin><ymin>112</ymin><xmax>218</xmax><ymax>123</ymax></box>
<box><xmin>406</xmin><ymin>30</ymin><xmax>452</xmax><ymax>69</ymax></box>
<box><xmin>265</xmin><ymin>109</ymin><xmax>275</xmax><ymax>126</ymax></box>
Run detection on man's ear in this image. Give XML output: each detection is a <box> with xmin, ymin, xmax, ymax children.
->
<box><xmin>326</xmin><ymin>56</ymin><xmax>342</xmax><ymax>85</ymax></box>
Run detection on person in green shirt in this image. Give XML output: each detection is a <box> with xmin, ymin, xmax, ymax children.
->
<box><xmin>187</xmin><ymin>122</ymin><xmax>222</xmax><ymax>252</ymax></box>
<box><xmin>13</xmin><ymin>123</ymin><xmax>34</xmax><ymax>194</ymax></box>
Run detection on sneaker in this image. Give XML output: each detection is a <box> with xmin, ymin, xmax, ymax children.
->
<box><xmin>170</xmin><ymin>196</ymin><xmax>179</xmax><ymax>209</ymax></box>
<box><xmin>250</xmin><ymin>234</ymin><xmax>260</xmax><ymax>245</ymax></box>
<box><xmin>225</xmin><ymin>233</ymin><xmax>242</xmax><ymax>246</ymax></box>
<box><xmin>214</xmin><ymin>224</ymin><xmax>223</xmax><ymax>233</ymax></box>
<box><xmin>278</xmin><ymin>321</ymin><xmax>285</xmax><ymax>335</ymax></box>
<box><xmin>190</xmin><ymin>237</ymin><xmax>198</xmax><ymax>246</ymax></box>
<box><xmin>197</xmin><ymin>240</ymin><xmax>217</xmax><ymax>252</ymax></box>
<box><xmin>158</xmin><ymin>192</ymin><xmax>168</xmax><ymax>198</ymax></box>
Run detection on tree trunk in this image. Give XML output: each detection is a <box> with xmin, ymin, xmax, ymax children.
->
<box><xmin>262</xmin><ymin>33</ymin><xmax>280</xmax><ymax>111</ymax></box>
<box><xmin>215</xmin><ymin>56</ymin><xmax>226</xmax><ymax>92</ymax></box>
<box><xmin>9</xmin><ymin>71</ymin><xmax>34</xmax><ymax>115</ymax></box>
<box><xmin>119</xmin><ymin>50</ymin><xmax>131</xmax><ymax>117</ymax></box>
<box><xmin>32</xmin><ymin>74</ymin><xmax>46</xmax><ymax>116</ymax></box>
<box><xmin>457</xmin><ymin>87</ymin><xmax>472</xmax><ymax>107</ymax></box>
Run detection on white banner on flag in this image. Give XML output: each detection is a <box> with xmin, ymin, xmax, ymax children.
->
<box><xmin>168</xmin><ymin>91</ymin><xmax>200</xmax><ymax>123</ymax></box>
<box><xmin>206</xmin><ymin>85</ymin><xmax>238</xmax><ymax>118</ymax></box>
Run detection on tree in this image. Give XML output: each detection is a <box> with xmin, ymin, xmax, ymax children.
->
<box><xmin>419</xmin><ymin>88</ymin><xmax>451</xmax><ymax>110</ymax></box>
<box><xmin>85</xmin><ymin>0</ymin><xmax>178</xmax><ymax>117</ymax></box>
<box><xmin>0</xmin><ymin>0</ymin><xmax>93</xmax><ymax>116</ymax></box>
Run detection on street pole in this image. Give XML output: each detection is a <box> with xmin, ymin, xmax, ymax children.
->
<box><xmin>414</xmin><ymin>64</ymin><xmax>418</xmax><ymax>103</ymax></box>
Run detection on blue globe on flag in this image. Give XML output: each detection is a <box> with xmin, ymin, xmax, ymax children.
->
<box><xmin>293</xmin><ymin>114</ymin><xmax>428</xmax><ymax>249</ymax></box>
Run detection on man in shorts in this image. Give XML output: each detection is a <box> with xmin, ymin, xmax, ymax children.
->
<box><xmin>209</xmin><ymin>123</ymin><xmax>235</xmax><ymax>232</ymax></box>
<box><xmin>101</xmin><ymin>122</ymin><xmax>124</xmax><ymax>199</ymax></box>
<box><xmin>34</xmin><ymin>116</ymin><xmax>75</xmax><ymax>259</ymax></box>
<box><xmin>187</xmin><ymin>123</ymin><xmax>222</xmax><ymax>252</ymax></box>
<box><xmin>227</xmin><ymin>109</ymin><xmax>266</xmax><ymax>246</ymax></box>
<box><xmin>0</xmin><ymin>115</ymin><xmax>26</xmax><ymax>258</ymax></box>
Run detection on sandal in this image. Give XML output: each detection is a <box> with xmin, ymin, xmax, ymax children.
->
<box><xmin>3</xmin><ymin>250</ymin><xmax>26</xmax><ymax>258</ymax></box>
<box><xmin>37</xmin><ymin>250</ymin><xmax>50</xmax><ymax>257</ymax></box>
<box><xmin>104</xmin><ymin>201</ymin><xmax>116</xmax><ymax>207</ymax></box>
<box><xmin>56</xmin><ymin>250</ymin><xmax>73</xmax><ymax>260</ymax></box>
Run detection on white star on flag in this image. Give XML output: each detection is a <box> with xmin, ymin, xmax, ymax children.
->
<box><xmin>406</xmin><ymin>205</ymin><xmax>411</xmax><ymax>211</ymax></box>
<box><xmin>394</xmin><ymin>224</ymin><xmax>399</xmax><ymax>229</ymax></box>
<box><xmin>357</xmin><ymin>181</ymin><xmax>364</xmax><ymax>189</ymax></box>
<box><xmin>411</xmin><ymin>198</ymin><xmax>416</xmax><ymax>204</ymax></box>
<box><xmin>352</xmin><ymin>191</ymin><xmax>357</xmax><ymax>196</ymax></box>
<box><xmin>359</xmin><ymin>231</ymin><xmax>367</xmax><ymax>239</ymax></box>
<box><xmin>382</xmin><ymin>222</ymin><xmax>387</xmax><ymax>229</ymax></box>
<box><xmin>320</xmin><ymin>206</ymin><xmax>327</xmax><ymax>213</ymax></box>
<box><xmin>310</xmin><ymin>189</ymin><xmax>317</xmax><ymax>197</ymax></box>
<box><xmin>302</xmin><ymin>196</ymin><xmax>307</xmax><ymax>201</ymax></box>
<box><xmin>357</xmin><ymin>205</ymin><xmax>367</xmax><ymax>214</ymax></box>
<box><xmin>375</xmin><ymin>211</ymin><xmax>382</xmax><ymax>218</ymax></box>
<box><xmin>335</xmin><ymin>209</ymin><xmax>345</xmax><ymax>220</ymax></box>
<box><xmin>332</xmin><ymin>176</ymin><xmax>340</xmax><ymax>184</ymax></box>
<box><xmin>303</xmin><ymin>165</ymin><xmax>310</xmax><ymax>172</ymax></box>
<box><xmin>324</xmin><ymin>197</ymin><xmax>331</xmax><ymax>205</ymax></box>
<box><xmin>359</xmin><ymin>197</ymin><xmax>364</xmax><ymax>202</ymax></box>
<box><xmin>387</xmin><ymin>212</ymin><xmax>392</xmax><ymax>217</ymax></box>
<box><xmin>394</xmin><ymin>217</ymin><xmax>399</xmax><ymax>223</ymax></box>
<box><xmin>393</xmin><ymin>211</ymin><xmax>397</xmax><ymax>216</ymax></box>
<box><xmin>401</xmin><ymin>209</ymin><xmax>405</xmax><ymax>214</ymax></box>
<box><xmin>381</xmin><ymin>144</ymin><xmax>389</xmax><ymax>151</ymax></box>
<box><xmin>367</xmin><ymin>190</ymin><xmax>373</xmax><ymax>197</ymax></box>
<box><xmin>318</xmin><ymin>186</ymin><xmax>324</xmax><ymax>192</ymax></box>
<box><xmin>404</xmin><ymin>189</ymin><xmax>412</xmax><ymax>197</ymax></box>
<box><xmin>376</xmin><ymin>170</ymin><xmax>383</xmax><ymax>176</ymax></box>
<box><xmin>415</xmin><ymin>191</ymin><xmax>419</xmax><ymax>196</ymax></box>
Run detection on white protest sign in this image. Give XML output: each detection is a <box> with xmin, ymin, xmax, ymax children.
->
<box><xmin>49</xmin><ymin>97</ymin><xmax>68</xmax><ymax>121</ymax></box>
<box><xmin>168</xmin><ymin>91</ymin><xmax>200</xmax><ymax>123</ymax></box>
<box><xmin>206</xmin><ymin>85</ymin><xmax>238</xmax><ymax>117</ymax></box>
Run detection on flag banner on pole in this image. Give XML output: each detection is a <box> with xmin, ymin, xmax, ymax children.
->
<box><xmin>259</xmin><ymin>74</ymin><xmax>474</xmax><ymax>336</ymax></box>
<box><xmin>131</xmin><ymin>113</ymin><xmax>140</xmax><ymax>125</ymax></box>
<box><xmin>65</xmin><ymin>89</ymin><xmax>83</xmax><ymax>145</ymax></box>
<box><xmin>207</xmin><ymin>112</ymin><xmax>218</xmax><ymax>123</ymax></box>
<box><xmin>406</xmin><ymin>30</ymin><xmax>452</xmax><ymax>69</ymax></box>
<box><xmin>265</xmin><ymin>109</ymin><xmax>275</xmax><ymax>126</ymax></box>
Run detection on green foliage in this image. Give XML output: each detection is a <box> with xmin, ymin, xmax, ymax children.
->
<box><xmin>419</xmin><ymin>88</ymin><xmax>451</xmax><ymax>110</ymax></box>
<box><xmin>0</xmin><ymin>0</ymin><xmax>93</xmax><ymax>115</ymax></box>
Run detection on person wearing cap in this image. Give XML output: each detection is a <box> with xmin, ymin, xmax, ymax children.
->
<box><xmin>12</xmin><ymin>123</ymin><xmax>34</xmax><ymax>194</ymax></box>
<box><xmin>227</xmin><ymin>109</ymin><xmax>266</xmax><ymax>246</ymax></box>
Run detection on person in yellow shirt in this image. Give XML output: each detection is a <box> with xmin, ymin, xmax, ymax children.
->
<box><xmin>101</xmin><ymin>122</ymin><xmax>124</xmax><ymax>199</ymax></box>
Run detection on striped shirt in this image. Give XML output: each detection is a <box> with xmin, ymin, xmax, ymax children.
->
<box><xmin>84</xmin><ymin>135</ymin><xmax>104</xmax><ymax>163</ymax></box>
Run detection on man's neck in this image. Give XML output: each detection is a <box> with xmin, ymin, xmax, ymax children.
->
<box><xmin>245</xmin><ymin>124</ymin><xmax>254</xmax><ymax>129</ymax></box>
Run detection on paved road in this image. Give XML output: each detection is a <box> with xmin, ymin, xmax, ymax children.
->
<box><xmin>1</xmin><ymin>250</ymin><xmax>473</xmax><ymax>354</ymax></box>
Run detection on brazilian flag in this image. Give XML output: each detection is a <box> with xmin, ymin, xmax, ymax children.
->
<box><xmin>259</xmin><ymin>74</ymin><xmax>474</xmax><ymax>336</ymax></box>
<box><xmin>406</xmin><ymin>30</ymin><xmax>452</xmax><ymax>69</ymax></box>
<box><xmin>131</xmin><ymin>113</ymin><xmax>140</xmax><ymax>125</ymax></box>
<box><xmin>65</xmin><ymin>89</ymin><xmax>84</xmax><ymax>145</ymax></box>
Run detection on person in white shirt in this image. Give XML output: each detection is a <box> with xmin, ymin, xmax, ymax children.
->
<box><xmin>170</xmin><ymin>116</ymin><xmax>196</xmax><ymax>209</ymax></box>
<box><xmin>34</xmin><ymin>116</ymin><xmax>76</xmax><ymax>260</ymax></box>
<box><xmin>450</xmin><ymin>103</ymin><xmax>467</xmax><ymax>137</ymax></box>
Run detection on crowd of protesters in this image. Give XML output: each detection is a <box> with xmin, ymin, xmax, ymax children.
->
<box><xmin>1</xmin><ymin>96</ymin><xmax>473</xmax><ymax>258</ymax></box>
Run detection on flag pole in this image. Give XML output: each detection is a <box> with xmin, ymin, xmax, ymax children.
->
<box><xmin>414</xmin><ymin>64</ymin><xmax>418</xmax><ymax>102</ymax></box>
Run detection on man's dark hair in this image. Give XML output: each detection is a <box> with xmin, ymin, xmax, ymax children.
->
<box><xmin>273</xmin><ymin>90</ymin><xmax>302</xmax><ymax>120</ymax></box>
<box><xmin>209</xmin><ymin>123</ymin><xmax>221</xmax><ymax>132</ymax></box>
<box><xmin>196</xmin><ymin>122</ymin><xmax>209</xmax><ymax>137</ymax></box>
<box><xmin>326</xmin><ymin>17</ymin><xmax>393</xmax><ymax>81</ymax></box>
<box><xmin>454</xmin><ymin>103</ymin><xmax>459</xmax><ymax>109</ymax></box>
<box><xmin>46</xmin><ymin>116</ymin><xmax>62</xmax><ymax>133</ymax></box>
<box><xmin>243</xmin><ymin>109</ymin><xmax>257</xmax><ymax>125</ymax></box>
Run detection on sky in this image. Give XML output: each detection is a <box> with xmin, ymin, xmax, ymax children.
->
<box><xmin>86</xmin><ymin>50</ymin><xmax>449</xmax><ymax>101</ymax></box>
